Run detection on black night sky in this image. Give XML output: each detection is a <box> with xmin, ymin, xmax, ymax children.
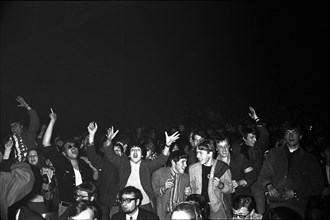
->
<box><xmin>0</xmin><ymin>1</ymin><xmax>328</xmax><ymax>139</ymax></box>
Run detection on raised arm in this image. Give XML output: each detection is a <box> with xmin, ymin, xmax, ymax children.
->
<box><xmin>42</xmin><ymin>108</ymin><xmax>57</xmax><ymax>147</ymax></box>
<box><xmin>85</xmin><ymin>122</ymin><xmax>103</xmax><ymax>169</ymax></box>
<box><xmin>16</xmin><ymin>96</ymin><xmax>40</xmax><ymax>137</ymax></box>
<box><xmin>103</xmin><ymin>126</ymin><xmax>122</xmax><ymax>168</ymax></box>
<box><xmin>248</xmin><ymin>106</ymin><xmax>269</xmax><ymax>152</ymax></box>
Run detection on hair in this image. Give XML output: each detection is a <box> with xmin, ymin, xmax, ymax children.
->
<box><xmin>59</xmin><ymin>138</ymin><xmax>80</xmax><ymax>153</ymax></box>
<box><xmin>191</xmin><ymin>129</ymin><xmax>207</xmax><ymax>140</ymax></box>
<box><xmin>172</xmin><ymin>201</ymin><xmax>203</xmax><ymax>220</ymax></box>
<box><xmin>232</xmin><ymin>195</ymin><xmax>256</xmax><ymax>213</ymax></box>
<box><xmin>25</xmin><ymin>148</ymin><xmax>43</xmax><ymax>168</ymax></box>
<box><xmin>141</xmin><ymin>138</ymin><xmax>155</xmax><ymax>153</ymax></box>
<box><xmin>281</xmin><ymin>120</ymin><xmax>302</xmax><ymax>135</ymax></box>
<box><xmin>240</xmin><ymin>126</ymin><xmax>257</xmax><ymax>139</ymax></box>
<box><xmin>113</xmin><ymin>142</ymin><xmax>124</xmax><ymax>153</ymax></box>
<box><xmin>126</xmin><ymin>142</ymin><xmax>147</xmax><ymax>159</ymax></box>
<box><xmin>75</xmin><ymin>182</ymin><xmax>98</xmax><ymax>199</ymax></box>
<box><xmin>119</xmin><ymin>186</ymin><xmax>143</xmax><ymax>206</ymax></box>
<box><xmin>263</xmin><ymin>206</ymin><xmax>302</xmax><ymax>220</ymax></box>
<box><xmin>197</xmin><ymin>139</ymin><xmax>215</xmax><ymax>154</ymax></box>
<box><xmin>167</xmin><ymin>150</ymin><xmax>188</xmax><ymax>167</ymax></box>
<box><xmin>186</xmin><ymin>194</ymin><xmax>210</xmax><ymax>219</ymax></box>
<box><xmin>68</xmin><ymin>200</ymin><xmax>98</xmax><ymax>220</ymax></box>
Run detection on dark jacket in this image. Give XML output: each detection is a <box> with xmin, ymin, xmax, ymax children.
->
<box><xmin>111</xmin><ymin>207</ymin><xmax>159</xmax><ymax>220</ymax></box>
<box><xmin>86</xmin><ymin>144</ymin><xmax>119</xmax><ymax>209</ymax></box>
<box><xmin>103</xmin><ymin>144</ymin><xmax>168</xmax><ymax>209</ymax></box>
<box><xmin>43</xmin><ymin>146</ymin><xmax>93</xmax><ymax>203</ymax></box>
<box><xmin>258</xmin><ymin>145</ymin><xmax>324</xmax><ymax>215</ymax></box>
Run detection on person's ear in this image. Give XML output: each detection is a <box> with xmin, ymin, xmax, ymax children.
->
<box><xmin>136</xmin><ymin>198</ymin><xmax>141</xmax><ymax>206</ymax></box>
<box><xmin>90</xmin><ymin>196</ymin><xmax>95</xmax><ymax>201</ymax></box>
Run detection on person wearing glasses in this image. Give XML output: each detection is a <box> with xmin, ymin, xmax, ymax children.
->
<box><xmin>231</xmin><ymin>195</ymin><xmax>262</xmax><ymax>219</ymax></box>
<box><xmin>111</xmin><ymin>186</ymin><xmax>159</xmax><ymax>220</ymax></box>
<box><xmin>42</xmin><ymin>109</ymin><xmax>94</xmax><ymax>217</ymax></box>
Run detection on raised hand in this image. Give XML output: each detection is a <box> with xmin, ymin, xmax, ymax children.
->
<box><xmin>165</xmin><ymin>131</ymin><xmax>180</xmax><ymax>147</ymax></box>
<box><xmin>87</xmin><ymin>122</ymin><xmax>98</xmax><ymax>135</ymax></box>
<box><xmin>106</xmin><ymin>126</ymin><xmax>119</xmax><ymax>141</ymax></box>
<box><xmin>49</xmin><ymin>108</ymin><xmax>57</xmax><ymax>121</ymax></box>
<box><xmin>5</xmin><ymin>137</ymin><xmax>14</xmax><ymax>150</ymax></box>
<box><xmin>16</xmin><ymin>96</ymin><xmax>29</xmax><ymax>108</ymax></box>
<box><xmin>248</xmin><ymin>106</ymin><xmax>258</xmax><ymax>120</ymax></box>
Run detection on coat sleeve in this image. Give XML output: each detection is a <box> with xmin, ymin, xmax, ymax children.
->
<box><xmin>219</xmin><ymin>169</ymin><xmax>233</xmax><ymax>194</ymax></box>
<box><xmin>148</xmin><ymin>153</ymin><xmax>168</xmax><ymax>174</ymax></box>
<box><xmin>240</xmin><ymin>154</ymin><xmax>258</xmax><ymax>187</ymax></box>
<box><xmin>27</xmin><ymin>108</ymin><xmax>40</xmax><ymax>140</ymax></box>
<box><xmin>151</xmin><ymin>168</ymin><xmax>164</xmax><ymax>197</ymax></box>
<box><xmin>86</xmin><ymin>144</ymin><xmax>103</xmax><ymax>170</ymax></box>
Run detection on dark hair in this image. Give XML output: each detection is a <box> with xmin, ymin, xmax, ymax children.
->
<box><xmin>172</xmin><ymin>201</ymin><xmax>203</xmax><ymax>220</ymax></box>
<box><xmin>197</xmin><ymin>139</ymin><xmax>215</xmax><ymax>154</ymax></box>
<box><xmin>119</xmin><ymin>186</ymin><xmax>143</xmax><ymax>206</ymax></box>
<box><xmin>167</xmin><ymin>150</ymin><xmax>188</xmax><ymax>167</ymax></box>
<box><xmin>75</xmin><ymin>182</ymin><xmax>98</xmax><ymax>199</ymax></box>
<box><xmin>240</xmin><ymin>126</ymin><xmax>257</xmax><ymax>139</ymax></box>
<box><xmin>68</xmin><ymin>200</ymin><xmax>98</xmax><ymax>219</ymax></box>
<box><xmin>263</xmin><ymin>206</ymin><xmax>302</xmax><ymax>220</ymax></box>
<box><xmin>186</xmin><ymin>194</ymin><xmax>210</xmax><ymax>219</ymax></box>
<box><xmin>126</xmin><ymin>142</ymin><xmax>147</xmax><ymax>159</ymax></box>
<box><xmin>141</xmin><ymin>138</ymin><xmax>155</xmax><ymax>153</ymax></box>
<box><xmin>113</xmin><ymin>142</ymin><xmax>124</xmax><ymax>153</ymax></box>
<box><xmin>232</xmin><ymin>195</ymin><xmax>256</xmax><ymax>213</ymax></box>
<box><xmin>281</xmin><ymin>120</ymin><xmax>302</xmax><ymax>135</ymax></box>
<box><xmin>191</xmin><ymin>129</ymin><xmax>207</xmax><ymax>140</ymax></box>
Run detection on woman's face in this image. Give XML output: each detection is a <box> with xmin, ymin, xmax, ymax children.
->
<box><xmin>27</xmin><ymin>150</ymin><xmax>39</xmax><ymax>166</ymax></box>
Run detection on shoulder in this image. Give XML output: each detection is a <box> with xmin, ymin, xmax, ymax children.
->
<box><xmin>189</xmin><ymin>162</ymin><xmax>200</xmax><ymax>170</ymax></box>
<box><xmin>139</xmin><ymin>208</ymin><xmax>159</xmax><ymax>219</ymax></box>
<box><xmin>112</xmin><ymin>211</ymin><xmax>124</xmax><ymax>220</ymax></box>
<box><xmin>153</xmin><ymin>167</ymin><xmax>168</xmax><ymax>175</ymax></box>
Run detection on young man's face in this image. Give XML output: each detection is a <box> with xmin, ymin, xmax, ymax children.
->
<box><xmin>10</xmin><ymin>122</ymin><xmax>24</xmax><ymax>136</ymax></box>
<box><xmin>196</xmin><ymin>148</ymin><xmax>212</xmax><ymax>165</ymax></box>
<box><xmin>63</xmin><ymin>142</ymin><xmax>79</xmax><ymax>159</ymax></box>
<box><xmin>244</xmin><ymin>133</ymin><xmax>256</xmax><ymax>147</ymax></box>
<box><xmin>130</xmin><ymin>146</ymin><xmax>142</xmax><ymax>163</ymax></box>
<box><xmin>120</xmin><ymin>193</ymin><xmax>139</xmax><ymax>214</ymax></box>
<box><xmin>75</xmin><ymin>189</ymin><xmax>93</xmax><ymax>201</ymax></box>
<box><xmin>284</xmin><ymin>129</ymin><xmax>301</xmax><ymax>147</ymax></box>
<box><xmin>216</xmin><ymin>140</ymin><xmax>230</xmax><ymax>159</ymax></box>
<box><xmin>172</xmin><ymin>158</ymin><xmax>187</xmax><ymax>174</ymax></box>
<box><xmin>27</xmin><ymin>150</ymin><xmax>39</xmax><ymax>166</ymax></box>
<box><xmin>193</xmin><ymin>134</ymin><xmax>203</xmax><ymax>147</ymax></box>
<box><xmin>113</xmin><ymin>145</ymin><xmax>123</xmax><ymax>156</ymax></box>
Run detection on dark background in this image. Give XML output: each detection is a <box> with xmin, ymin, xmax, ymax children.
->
<box><xmin>1</xmin><ymin>1</ymin><xmax>328</xmax><ymax>139</ymax></box>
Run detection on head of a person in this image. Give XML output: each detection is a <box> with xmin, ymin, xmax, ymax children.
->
<box><xmin>168</xmin><ymin>150</ymin><xmax>188</xmax><ymax>174</ymax></box>
<box><xmin>75</xmin><ymin>182</ymin><xmax>98</xmax><ymax>202</ymax></box>
<box><xmin>113</xmin><ymin>142</ymin><xmax>124</xmax><ymax>156</ymax></box>
<box><xmin>214</xmin><ymin>132</ymin><xmax>231</xmax><ymax>159</ymax></box>
<box><xmin>119</xmin><ymin>186</ymin><xmax>143</xmax><ymax>214</ymax></box>
<box><xmin>196</xmin><ymin>139</ymin><xmax>215</xmax><ymax>165</ymax></box>
<box><xmin>232</xmin><ymin>195</ymin><xmax>256</xmax><ymax>219</ymax></box>
<box><xmin>171</xmin><ymin>201</ymin><xmax>203</xmax><ymax>220</ymax></box>
<box><xmin>262</xmin><ymin>206</ymin><xmax>302</xmax><ymax>220</ymax></box>
<box><xmin>26</xmin><ymin>148</ymin><xmax>40</xmax><ymax>167</ymax></box>
<box><xmin>127</xmin><ymin>142</ymin><xmax>146</xmax><ymax>163</ymax></box>
<box><xmin>186</xmin><ymin>194</ymin><xmax>209</xmax><ymax>219</ymax></box>
<box><xmin>241</xmin><ymin>126</ymin><xmax>257</xmax><ymax>147</ymax></box>
<box><xmin>68</xmin><ymin>200</ymin><xmax>98</xmax><ymax>220</ymax></box>
<box><xmin>55</xmin><ymin>136</ymin><xmax>64</xmax><ymax>148</ymax></box>
<box><xmin>141</xmin><ymin>138</ymin><xmax>155</xmax><ymax>159</ymax></box>
<box><xmin>281</xmin><ymin>121</ymin><xmax>302</xmax><ymax>148</ymax></box>
<box><xmin>60</xmin><ymin>138</ymin><xmax>80</xmax><ymax>160</ymax></box>
<box><xmin>9</xmin><ymin>118</ymin><xmax>24</xmax><ymax>136</ymax></box>
<box><xmin>191</xmin><ymin>130</ymin><xmax>206</xmax><ymax>147</ymax></box>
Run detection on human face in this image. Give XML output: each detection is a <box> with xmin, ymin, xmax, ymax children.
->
<box><xmin>284</xmin><ymin>129</ymin><xmax>301</xmax><ymax>148</ymax></box>
<box><xmin>121</xmin><ymin>193</ymin><xmax>139</xmax><ymax>214</ymax></box>
<box><xmin>10</xmin><ymin>122</ymin><xmax>23</xmax><ymax>136</ymax></box>
<box><xmin>130</xmin><ymin>146</ymin><xmax>142</xmax><ymax>163</ymax></box>
<box><xmin>171</xmin><ymin>210</ymin><xmax>192</xmax><ymax>220</ymax></box>
<box><xmin>193</xmin><ymin>135</ymin><xmax>203</xmax><ymax>147</ymax></box>
<box><xmin>244</xmin><ymin>133</ymin><xmax>256</xmax><ymax>147</ymax></box>
<box><xmin>27</xmin><ymin>150</ymin><xmax>39</xmax><ymax>166</ymax></box>
<box><xmin>114</xmin><ymin>145</ymin><xmax>123</xmax><ymax>156</ymax></box>
<box><xmin>63</xmin><ymin>142</ymin><xmax>79</xmax><ymax>159</ymax></box>
<box><xmin>217</xmin><ymin>140</ymin><xmax>230</xmax><ymax>159</ymax></box>
<box><xmin>173</xmin><ymin>158</ymin><xmax>187</xmax><ymax>174</ymax></box>
<box><xmin>70</xmin><ymin>207</ymin><xmax>95</xmax><ymax>220</ymax></box>
<box><xmin>196</xmin><ymin>148</ymin><xmax>212</xmax><ymax>165</ymax></box>
<box><xmin>75</xmin><ymin>189</ymin><xmax>92</xmax><ymax>201</ymax></box>
<box><xmin>232</xmin><ymin>207</ymin><xmax>250</xmax><ymax>219</ymax></box>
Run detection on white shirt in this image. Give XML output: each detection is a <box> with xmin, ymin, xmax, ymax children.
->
<box><xmin>74</xmin><ymin>168</ymin><xmax>83</xmax><ymax>186</ymax></box>
<box><xmin>126</xmin><ymin>208</ymin><xmax>139</xmax><ymax>220</ymax></box>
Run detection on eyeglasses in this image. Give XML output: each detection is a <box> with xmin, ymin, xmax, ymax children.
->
<box><xmin>232</xmin><ymin>213</ymin><xmax>249</xmax><ymax>218</ymax></box>
<box><xmin>75</xmin><ymin>194</ymin><xmax>90</xmax><ymax>200</ymax></box>
<box><xmin>121</xmin><ymin>198</ymin><xmax>138</xmax><ymax>203</ymax></box>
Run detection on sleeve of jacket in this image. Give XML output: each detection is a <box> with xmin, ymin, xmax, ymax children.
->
<box><xmin>151</xmin><ymin>168</ymin><xmax>164</xmax><ymax>197</ymax></box>
<box><xmin>148</xmin><ymin>153</ymin><xmax>168</xmax><ymax>174</ymax></box>
<box><xmin>258</xmin><ymin>148</ymin><xmax>275</xmax><ymax>189</ymax></box>
<box><xmin>297</xmin><ymin>155</ymin><xmax>324</xmax><ymax>198</ymax></box>
<box><xmin>27</xmin><ymin>108</ymin><xmax>40</xmax><ymax>140</ymax></box>
<box><xmin>240</xmin><ymin>154</ymin><xmax>258</xmax><ymax>187</ymax></box>
<box><xmin>255</xmin><ymin>120</ymin><xmax>270</xmax><ymax>154</ymax></box>
<box><xmin>103</xmin><ymin>144</ymin><xmax>124</xmax><ymax>169</ymax></box>
<box><xmin>220</xmin><ymin>169</ymin><xmax>233</xmax><ymax>194</ymax></box>
<box><xmin>86</xmin><ymin>144</ymin><xmax>103</xmax><ymax>170</ymax></box>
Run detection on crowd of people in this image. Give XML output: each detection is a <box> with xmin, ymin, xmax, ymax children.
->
<box><xmin>0</xmin><ymin>96</ymin><xmax>329</xmax><ymax>220</ymax></box>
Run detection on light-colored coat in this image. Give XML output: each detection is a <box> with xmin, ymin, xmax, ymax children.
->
<box><xmin>189</xmin><ymin>160</ymin><xmax>233</xmax><ymax>220</ymax></box>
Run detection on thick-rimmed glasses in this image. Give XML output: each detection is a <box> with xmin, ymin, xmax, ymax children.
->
<box><xmin>121</xmin><ymin>198</ymin><xmax>138</xmax><ymax>204</ymax></box>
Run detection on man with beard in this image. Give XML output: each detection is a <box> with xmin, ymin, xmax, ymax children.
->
<box><xmin>42</xmin><ymin>109</ymin><xmax>94</xmax><ymax>217</ymax></box>
<box><xmin>111</xmin><ymin>186</ymin><xmax>159</xmax><ymax>220</ymax></box>
<box><xmin>258</xmin><ymin>120</ymin><xmax>324</xmax><ymax>218</ymax></box>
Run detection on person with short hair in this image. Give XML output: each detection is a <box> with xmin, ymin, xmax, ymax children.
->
<box><xmin>111</xmin><ymin>186</ymin><xmax>160</xmax><ymax>220</ymax></box>
<box><xmin>68</xmin><ymin>200</ymin><xmax>98</xmax><ymax>220</ymax></box>
<box><xmin>171</xmin><ymin>201</ymin><xmax>203</xmax><ymax>220</ymax></box>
